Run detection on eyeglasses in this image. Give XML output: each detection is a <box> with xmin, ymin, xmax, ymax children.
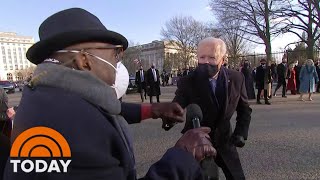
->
<box><xmin>56</xmin><ymin>45</ymin><xmax>123</xmax><ymax>63</ymax></box>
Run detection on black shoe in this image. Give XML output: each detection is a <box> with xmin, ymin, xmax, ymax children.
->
<box><xmin>257</xmin><ymin>101</ymin><xmax>262</xmax><ymax>104</ymax></box>
<box><xmin>265</xmin><ymin>101</ymin><xmax>271</xmax><ymax>105</ymax></box>
<box><xmin>282</xmin><ymin>95</ymin><xmax>287</xmax><ymax>98</ymax></box>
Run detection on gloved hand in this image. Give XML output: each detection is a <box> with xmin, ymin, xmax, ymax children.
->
<box><xmin>150</xmin><ymin>102</ymin><xmax>184</xmax><ymax>131</ymax></box>
<box><xmin>175</xmin><ymin>127</ymin><xmax>216</xmax><ymax>162</ymax></box>
<box><xmin>231</xmin><ymin>135</ymin><xmax>245</xmax><ymax>148</ymax></box>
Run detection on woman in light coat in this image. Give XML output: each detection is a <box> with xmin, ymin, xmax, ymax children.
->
<box><xmin>299</xmin><ymin>59</ymin><xmax>319</xmax><ymax>101</ymax></box>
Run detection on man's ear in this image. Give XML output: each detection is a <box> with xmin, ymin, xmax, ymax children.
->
<box><xmin>73</xmin><ymin>53</ymin><xmax>92</xmax><ymax>71</ymax></box>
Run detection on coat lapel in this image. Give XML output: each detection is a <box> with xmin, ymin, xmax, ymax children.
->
<box><xmin>223</xmin><ymin>68</ymin><xmax>231</xmax><ymax>116</ymax></box>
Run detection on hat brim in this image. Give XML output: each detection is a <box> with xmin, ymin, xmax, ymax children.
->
<box><xmin>27</xmin><ymin>29</ymin><xmax>128</xmax><ymax>65</ymax></box>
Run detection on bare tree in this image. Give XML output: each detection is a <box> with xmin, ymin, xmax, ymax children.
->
<box><xmin>161</xmin><ymin>16</ymin><xmax>218</xmax><ymax>68</ymax></box>
<box><xmin>277</xmin><ymin>0</ymin><xmax>320</xmax><ymax>59</ymax></box>
<box><xmin>217</xmin><ymin>20</ymin><xmax>251</xmax><ymax>68</ymax></box>
<box><xmin>14</xmin><ymin>66</ymin><xmax>36</xmax><ymax>81</ymax></box>
<box><xmin>210</xmin><ymin>0</ymin><xmax>286</xmax><ymax>64</ymax></box>
<box><xmin>122</xmin><ymin>41</ymin><xmax>142</xmax><ymax>75</ymax></box>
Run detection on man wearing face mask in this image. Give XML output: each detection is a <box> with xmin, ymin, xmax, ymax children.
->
<box><xmin>4</xmin><ymin>8</ymin><xmax>217</xmax><ymax>180</ymax></box>
<box><xmin>135</xmin><ymin>65</ymin><xmax>147</xmax><ymax>102</ymax></box>
<box><xmin>146</xmin><ymin>64</ymin><xmax>161</xmax><ymax>103</ymax></box>
<box><xmin>273</xmin><ymin>55</ymin><xmax>290</xmax><ymax>97</ymax></box>
<box><xmin>172</xmin><ymin>37</ymin><xmax>252</xmax><ymax>180</ymax></box>
<box><xmin>255</xmin><ymin>59</ymin><xmax>272</xmax><ymax>105</ymax></box>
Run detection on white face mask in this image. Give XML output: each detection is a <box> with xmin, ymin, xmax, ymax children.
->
<box><xmin>56</xmin><ymin>49</ymin><xmax>129</xmax><ymax>99</ymax></box>
<box><xmin>113</xmin><ymin>62</ymin><xmax>129</xmax><ymax>99</ymax></box>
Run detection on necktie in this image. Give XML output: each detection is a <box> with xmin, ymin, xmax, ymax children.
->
<box><xmin>140</xmin><ymin>71</ymin><xmax>144</xmax><ymax>82</ymax></box>
<box><xmin>153</xmin><ymin>69</ymin><xmax>157</xmax><ymax>82</ymax></box>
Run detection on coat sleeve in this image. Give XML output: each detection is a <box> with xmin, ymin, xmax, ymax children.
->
<box><xmin>299</xmin><ymin>66</ymin><xmax>305</xmax><ymax>81</ymax></box>
<box><xmin>233</xmin><ymin>74</ymin><xmax>252</xmax><ymax>140</ymax></box>
<box><xmin>141</xmin><ymin>148</ymin><xmax>204</xmax><ymax>180</ymax></box>
<box><xmin>120</xmin><ymin>103</ymin><xmax>142</xmax><ymax>124</ymax></box>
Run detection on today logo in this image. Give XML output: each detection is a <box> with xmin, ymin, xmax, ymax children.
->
<box><xmin>10</xmin><ymin>126</ymin><xmax>72</xmax><ymax>173</ymax></box>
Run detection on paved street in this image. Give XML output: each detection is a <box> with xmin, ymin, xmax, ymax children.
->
<box><xmin>8</xmin><ymin>86</ymin><xmax>320</xmax><ymax>180</ymax></box>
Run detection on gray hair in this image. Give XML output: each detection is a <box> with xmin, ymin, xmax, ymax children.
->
<box><xmin>305</xmin><ymin>59</ymin><xmax>314</xmax><ymax>66</ymax></box>
<box><xmin>198</xmin><ymin>37</ymin><xmax>227</xmax><ymax>57</ymax></box>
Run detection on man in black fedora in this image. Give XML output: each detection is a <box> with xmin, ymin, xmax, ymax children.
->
<box><xmin>3</xmin><ymin>8</ymin><xmax>216</xmax><ymax>180</ymax></box>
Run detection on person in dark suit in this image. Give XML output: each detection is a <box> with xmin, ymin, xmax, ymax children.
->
<box><xmin>255</xmin><ymin>59</ymin><xmax>272</xmax><ymax>105</ymax></box>
<box><xmin>146</xmin><ymin>64</ymin><xmax>161</xmax><ymax>103</ymax></box>
<box><xmin>294</xmin><ymin>60</ymin><xmax>301</xmax><ymax>94</ymax></box>
<box><xmin>172</xmin><ymin>37</ymin><xmax>252</xmax><ymax>180</ymax></box>
<box><xmin>241</xmin><ymin>60</ymin><xmax>256</xmax><ymax>100</ymax></box>
<box><xmin>135</xmin><ymin>65</ymin><xmax>147</xmax><ymax>102</ymax></box>
<box><xmin>273</xmin><ymin>56</ymin><xmax>290</xmax><ymax>97</ymax></box>
<box><xmin>3</xmin><ymin>8</ymin><xmax>216</xmax><ymax>180</ymax></box>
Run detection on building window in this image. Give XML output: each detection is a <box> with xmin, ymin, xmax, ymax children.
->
<box><xmin>16</xmin><ymin>72</ymin><xmax>23</xmax><ymax>81</ymax></box>
<box><xmin>14</xmin><ymin>56</ymin><xmax>18</xmax><ymax>63</ymax></box>
<box><xmin>10</xmin><ymin>66</ymin><xmax>13</xmax><ymax>70</ymax></box>
<box><xmin>4</xmin><ymin>65</ymin><xmax>7</xmax><ymax>71</ymax></box>
<box><xmin>20</xmin><ymin>65</ymin><xmax>23</xmax><ymax>69</ymax></box>
<box><xmin>15</xmin><ymin>65</ymin><xmax>18</xmax><ymax>70</ymax></box>
<box><xmin>2</xmin><ymin>56</ymin><xmax>6</xmax><ymax>63</ymax></box>
<box><xmin>25</xmin><ymin>65</ymin><xmax>28</xmax><ymax>69</ymax></box>
<box><xmin>7</xmin><ymin>73</ymin><xmax>13</xmax><ymax>81</ymax></box>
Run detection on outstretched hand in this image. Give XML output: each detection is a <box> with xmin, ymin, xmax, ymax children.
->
<box><xmin>150</xmin><ymin>102</ymin><xmax>184</xmax><ymax>130</ymax></box>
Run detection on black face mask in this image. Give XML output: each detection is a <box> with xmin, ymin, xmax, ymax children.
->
<box><xmin>196</xmin><ymin>64</ymin><xmax>219</xmax><ymax>78</ymax></box>
<box><xmin>151</xmin><ymin>66</ymin><xmax>155</xmax><ymax>69</ymax></box>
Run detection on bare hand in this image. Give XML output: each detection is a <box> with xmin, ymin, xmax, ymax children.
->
<box><xmin>175</xmin><ymin>127</ymin><xmax>216</xmax><ymax>162</ymax></box>
<box><xmin>151</xmin><ymin>103</ymin><xmax>184</xmax><ymax>129</ymax></box>
<box><xmin>6</xmin><ymin>107</ymin><xmax>16</xmax><ymax>119</ymax></box>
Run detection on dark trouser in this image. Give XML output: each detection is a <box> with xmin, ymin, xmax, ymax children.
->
<box><xmin>213</xmin><ymin>153</ymin><xmax>244</xmax><ymax>180</ymax></box>
<box><xmin>274</xmin><ymin>80</ymin><xmax>286</xmax><ymax>96</ymax></box>
<box><xmin>139</xmin><ymin>83</ymin><xmax>147</xmax><ymax>102</ymax></box>
<box><xmin>257</xmin><ymin>88</ymin><xmax>268</xmax><ymax>103</ymax></box>
<box><xmin>317</xmin><ymin>82</ymin><xmax>320</xmax><ymax>92</ymax></box>
<box><xmin>149</xmin><ymin>96</ymin><xmax>160</xmax><ymax>103</ymax></box>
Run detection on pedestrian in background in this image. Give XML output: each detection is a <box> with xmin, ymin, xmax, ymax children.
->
<box><xmin>135</xmin><ymin>65</ymin><xmax>147</xmax><ymax>102</ymax></box>
<box><xmin>298</xmin><ymin>59</ymin><xmax>319</xmax><ymax>101</ymax></box>
<box><xmin>315</xmin><ymin>59</ymin><xmax>320</xmax><ymax>93</ymax></box>
<box><xmin>146</xmin><ymin>64</ymin><xmax>161</xmax><ymax>103</ymax></box>
<box><xmin>286</xmin><ymin>63</ymin><xmax>297</xmax><ymax>95</ymax></box>
<box><xmin>241</xmin><ymin>60</ymin><xmax>256</xmax><ymax>99</ymax></box>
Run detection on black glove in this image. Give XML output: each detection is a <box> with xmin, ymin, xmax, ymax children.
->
<box><xmin>231</xmin><ymin>135</ymin><xmax>245</xmax><ymax>148</ymax></box>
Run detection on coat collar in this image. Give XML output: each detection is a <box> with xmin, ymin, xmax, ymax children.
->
<box><xmin>30</xmin><ymin>62</ymin><xmax>121</xmax><ymax>114</ymax></box>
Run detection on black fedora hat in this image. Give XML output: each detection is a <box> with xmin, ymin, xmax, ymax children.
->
<box><xmin>27</xmin><ymin>8</ymin><xmax>128</xmax><ymax>65</ymax></box>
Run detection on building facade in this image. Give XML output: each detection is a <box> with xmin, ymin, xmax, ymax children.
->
<box><xmin>0</xmin><ymin>32</ymin><xmax>35</xmax><ymax>81</ymax></box>
<box><xmin>123</xmin><ymin>40</ymin><xmax>197</xmax><ymax>75</ymax></box>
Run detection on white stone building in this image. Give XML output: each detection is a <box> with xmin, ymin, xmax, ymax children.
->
<box><xmin>0</xmin><ymin>32</ymin><xmax>35</xmax><ymax>81</ymax></box>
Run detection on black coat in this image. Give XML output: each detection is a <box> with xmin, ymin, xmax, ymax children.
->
<box><xmin>255</xmin><ymin>65</ymin><xmax>272</xmax><ymax>89</ymax></box>
<box><xmin>135</xmin><ymin>70</ymin><xmax>146</xmax><ymax>93</ymax></box>
<box><xmin>173</xmin><ymin>68</ymin><xmax>252</xmax><ymax>179</ymax></box>
<box><xmin>3</xmin><ymin>86</ymin><xmax>204</xmax><ymax>180</ymax></box>
<box><xmin>277</xmin><ymin>63</ymin><xmax>290</xmax><ymax>82</ymax></box>
<box><xmin>241</xmin><ymin>66</ymin><xmax>256</xmax><ymax>99</ymax></box>
<box><xmin>146</xmin><ymin>68</ymin><xmax>161</xmax><ymax>96</ymax></box>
